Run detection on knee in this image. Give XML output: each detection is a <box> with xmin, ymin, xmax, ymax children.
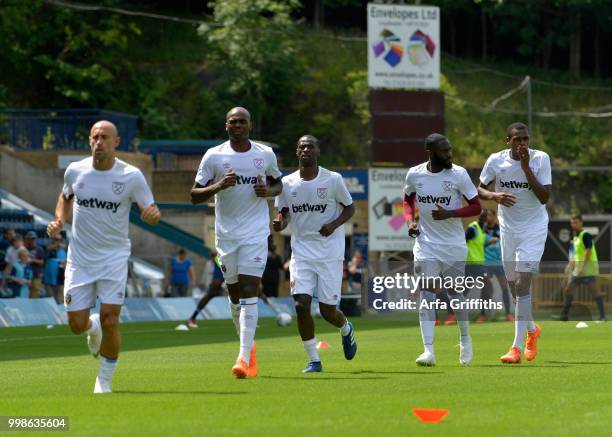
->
<box><xmin>294</xmin><ymin>299</ymin><xmax>310</xmax><ymax>317</ymax></box>
<box><xmin>319</xmin><ymin>305</ymin><xmax>336</xmax><ymax>322</ymax></box>
<box><xmin>68</xmin><ymin>317</ymin><xmax>89</xmax><ymax>335</ymax></box>
<box><xmin>100</xmin><ymin>313</ymin><xmax>119</xmax><ymax>332</ymax></box>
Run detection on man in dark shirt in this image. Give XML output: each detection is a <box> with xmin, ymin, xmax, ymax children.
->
<box><xmin>24</xmin><ymin>231</ymin><xmax>45</xmax><ymax>298</ymax></box>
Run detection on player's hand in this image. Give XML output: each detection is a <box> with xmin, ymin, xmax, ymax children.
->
<box><xmin>272</xmin><ymin>213</ymin><xmax>284</xmax><ymax>232</ymax></box>
<box><xmin>254</xmin><ymin>175</ymin><xmax>269</xmax><ymax>197</ymax></box>
<box><xmin>140</xmin><ymin>203</ymin><xmax>161</xmax><ymax>225</ymax></box>
<box><xmin>47</xmin><ymin>219</ymin><xmax>63</xmax><ymax>238</ymax></box>
<box><xmin>408</xmin><ymin>221</ymin><xmax>420</xmax><ymax>238</ymax></box>
<box><xmin>493</xmin><ymin>192</ymin><xmax>517</xmax><ymax>207</ymax></box>
<box><xmin>517</xmin><ymin>144</ymin><xmax>530</xmax><ymax>168</ymax></box>
<box><xmin>319</xmin><ymin>222</ymin><xmax>336</xmax><ymax>237</ymax></box>
<box><xmin>217</xmin><ymin>169</ymin><xmax>237</xmax><ymax>190</ymax></box>
<box><xmin>432</xmin><ymin>204</ymin><xmax>453</xmax><ymax>220</ymax></box>
<box><xmin>489</xmin><ymin>236</ymin><xmax>499</xmax><ymax>244</ymax></box>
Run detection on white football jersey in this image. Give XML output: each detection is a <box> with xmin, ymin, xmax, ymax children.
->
<box><xmin>404</xmin><ymin>163</ymin><xmax>478</xmax><ymax>246</ymax></box>
<box><xmin>62</xmin><ymin>157</ymin><xmax>155</xmax><ymax>268</ymax></box>
<box><xmin>195</xmin><ymin>140</ymin><xmax>282</xmax><ymax>242</ymax></box>
<box><xmin>275</xmin><ymin>167</ymin><xmax>353</xmax><ymax>261</ymax></box>
<box><xmin>479</xmin><ymin>149</ymin><xmax>551</xmax><ymax>233</ymax></box>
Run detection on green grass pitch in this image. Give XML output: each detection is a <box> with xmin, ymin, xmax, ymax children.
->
<box><xmin>1</xmin><ymin>318</ymin><xmax>611</xmax><ymax>435</ymax></box>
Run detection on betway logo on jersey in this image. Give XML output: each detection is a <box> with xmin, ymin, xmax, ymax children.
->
<box><xmin>500</xmin><ymin>180</ymin><xmax>531</xmax><ymax>189</ymax></box>
<box><xmin>417</xmin><ymin>195</ymin><xmax>451</xmax><ymax>205</ymax></box>
<box><xmin>76</xmin><ymin>197</ymin><xmax>121</xmax><ymax>213</ymax></box>
<box><xmin>291</xmin><ymin>203</ymin><xmax>328</xmax><ymax>214</ymax></box>
<box><xmin>236</xmin><ymin>175</ymin><xmax>258</xmax><ymax>185</ymax></box>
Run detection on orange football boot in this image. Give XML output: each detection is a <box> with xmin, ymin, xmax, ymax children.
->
<box><xmin>247</xmin><ymin>341</ymin><xmax>258</xmax><ymax>377</ymax></box>
<box><xmin>524</xmin><ymin>324</ymin><xmax>541</xmax><ymax>361</ymax></box>
<box><xmin>232</xmin><ymin>359</ymin><xmax>248</xmax><ymax>379</ymax></box>
<box><xmin>500</xmin><ymin>347</ymin><xmax>522</xmax><ymax>364</ymax></box>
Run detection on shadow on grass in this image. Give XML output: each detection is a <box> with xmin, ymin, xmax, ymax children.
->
<box><xmin>0</xmin><ymin>318</ymin><xmax>417</xmax><ymax>363</ymax></box>
<box><xmin>546</xmin><ymin>360</ymin><xmax>612</xmax><ymax>365</ymax></box>
<box><xmin>261</xmin><ymin>375</ymin><xmax>388</xmax><ymax>381</ymax></box>
<box><xmin>327</xmin><ymin>370</ymin><xmax>444</xmax><ymax>375</ymax></box>
<box><xmin>113</xmin><ymin>390</ymin><xmax>248</xmax><ymax>396</ymax></box>
<box><xmin>472</xmin><ymin>364</ymin><xmax>570</xmax><ymax>368</ymax></box>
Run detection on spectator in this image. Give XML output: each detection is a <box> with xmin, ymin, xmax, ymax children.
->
<box><xmin>165</xmin><ymin>248</ymin><xmax>195</xmax><ymax>297</ymax></box>
<box><xmin>347</xmin><ymin>250</ymin><xmax>364</xmax><ymax>293</ymax></box>
<box><xmin>262</xmin><ymin>237</ymin><xmax>283</xmax><ymax>298</ymax></box>
<box><xmin>24</xmin><ymin>231</ymin><xmax>45</xmax><ymax>298</ymax></box>
<box><xmin>44</xmin><ymin>234</ymin><xmax>68</xmax><ymax>304</ymax></box>
<box><xmin>9</xmin><ymin>248</ymin><xmax>32</xmax><ymax>298</ymax></box>
<box><xmin>1</xmin><ymin>233</ymin><xmax>24</xmax><ymax>290</ymax></box>
<box><xmin>0</xmin><ymin>228</ymin><xmax>16</xmax><ymax>278</ymax></box>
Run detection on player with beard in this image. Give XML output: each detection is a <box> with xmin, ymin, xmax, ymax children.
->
<box><xmin>191</xmin><ymin>107</ymin><xmax>282</xmax><ymax>378</ymax></box>
<box><xmin>273</xmin><ymin>135</ymin><xmax>357</xmax><ymax>373</ymax></box>
<box><xmin>478</xmin><ymin>122</ymin><xmax>551</xmax><ymax>364</ymax></box>
<box><xmin>403</xmin><ymin>133</ymin><xmax>482</xmax><ymax>366</ymax></box>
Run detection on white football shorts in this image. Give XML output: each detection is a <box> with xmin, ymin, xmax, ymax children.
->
<box><xmin>63</xmin><ymin>261</ymin><xmax>128</xmax><ymax>311</ymax></box>
<box><xmin>500</xmin><ymin>228</ymin><xmax>547</xmax><ymax>281</ymax></box>
<box><xmin>413</xmin><ymin>240</ymin><xmax>467</xmax><ymax>282</ymax></box>
<box><xmin>215</xmin><ymin>238</ymin><xmax>267</xmax><ymax>284</ymax></box>
<box><xmin>289</xmin><ymin>258</ymin><xmax>343</xmax><ymax>305</ymax></box>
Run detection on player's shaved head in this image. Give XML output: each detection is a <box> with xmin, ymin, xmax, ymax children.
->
<box><xmin>506</xmin><ymin>122</ymin><xmax>528</xmax><ymax>138</ymax></box>
<box><xmin>297</xmin><ymin>135</ymin><xmax>320</xmax><ymax>147</ymax></box>
<box><xmin>226</xmin><ymin>107</ymin><xmax>251</xmax><ymax>121</ymax></box>
<box><xmin>91</xmin><ymin>120</ymin><xmax>118</xmax><ymax>137</ymax></box>
<box><xmin>424</xmin><ymin>133</ymin><xmax>448</xmax><ymax>149</ymax></box>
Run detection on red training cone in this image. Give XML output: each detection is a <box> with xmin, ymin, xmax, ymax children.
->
<box><xmin>316</xmin><ymin>341</ymin><xmax>330</xmax><ymax>349</ymax></box>
<box><xmin>412</xmin><ymin>408</ymin><xmax>449</xmax><ymax>423</ymax></box>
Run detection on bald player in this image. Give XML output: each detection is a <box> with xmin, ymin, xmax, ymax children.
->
<box><xmin>191</xmin><ymin>107</ymin><xmax>282</xmax><ymax>378</ymax></box>
<box><xmin>47</xmin><ymin>120</ymin><xmax>161</xmax><ymax>393</ymax></box>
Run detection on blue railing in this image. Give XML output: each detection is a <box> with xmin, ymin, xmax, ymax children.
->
<box><xmin>0</xmin><ymin>109</ymin><xmax>138</xmax><ymax>150</ymax></box>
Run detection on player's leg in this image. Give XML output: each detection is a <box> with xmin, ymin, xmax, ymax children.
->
<box><xmin>188</xmin><ymin>278</ymin><xmax>223</xmax><ymax>327</ymax></box>
<box><xmin>216</xmin><ymin>242</ymin><xmax>241</xmax><ymax>335</ymax></box>
<box><xmin>94</xmin><ymin>275</ymin><xmax>126</xmax><ymax>394</ymax></box>
<box><xmin>63</xmin><ymin>266</ymin><xmax>101</xmax><ymax>356</ymax></box>
<box><xmin>316</xmin><ymin>260</ymin><xmax>356</xmax><ymax>360</ymax></box>
<box><xmin>415</xmin><ymin>258</ymin><xmax>438</xmax><ymax>366</ymax></box>
<box><xmin>560</xmin><ymin>278</ymin><xmax>578</xmax><ymax>321</ymax></box>
<box><xmin>495</xmin><ymin>270</ymin><xmax>514</xmax><ymax>320</ymax></box>
<box><xmin>294</xmin><ymin>293</ymin><xmax>322</xmax><ymax>373</ymax></box>
<box><xmin>445</xmin><ymin>251</ymin><xmax>472</xmax><ymax>366</ymax></box>
<box><xmin>232</xmin><ymin>240</ymin><xmax>267</xmax><ymax>378</ymax></box>
<box><xmin>499</xmin><ymin>232</ymin><xmax>523</xmax><ymax>363</ymax></box>
<box><xmin>589</xmin><ymin>278</ymin><xmax>606</xmax><ymax>321</ymax></box>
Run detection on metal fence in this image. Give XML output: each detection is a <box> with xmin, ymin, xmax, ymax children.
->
<box><xmin>0</xmin><ymin>109</ymin><xmax>138</xmax><ymax>150</ymax></box>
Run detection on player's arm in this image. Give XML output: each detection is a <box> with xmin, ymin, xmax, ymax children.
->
<box><xmin>432</xmin><ymin>196</ymin><xmax>482</xmax><ymax>221</ymax></box>
<box><xmin>578</xmin><ymin>233</ymin><xmax>593</xmax><ymax>275</ymax></box>
<box><xmin>517</xmin><ymin>148</ymin><xmax>551</xmax><ymax>204</ymax></box>
<box><xmin>477</xmin><ymin>181</ymin><xmax>517</xmax><ymax>207</ymax></box>
<box><xmin>254</xmin><ymin>176</ymin><xmax>282</xmax><ymax>198</ymax></box>
<box><xmin>272</xmin><ymin>207</ymin><xmax>290</xmax><ymax>232</ymax></box>
<box><xmin>47</xmin><ymin>192</ymin><xmax>73</xmax><ymax>238</ymax></box>
<box><xmin>319</xmin><ymin>203</ymin><xmax>355</xmax><ymax>237</ymax></box>
<box><xmin>190</xmin><ymin>169</ymin><xmax>237</xmax><ymax>204</ymax></box>
<box><xmin>403</xmin><ymin>193</ymin><xmax>419</xmax><ymax>238</ymax></box>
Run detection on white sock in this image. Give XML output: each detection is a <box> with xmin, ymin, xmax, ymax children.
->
<box><xmin>340</xmin><ymin>320</ymin><xmax>351</xmax><ymax>336</ymax></box>
<box><xmin>526</xmin><ymin>288</ymin><xmax>536</xmax><ymax>332</ymax></box>
<box><xmin>513</xmin><ymin>295</ymin><xmax>532</xmax><ymax>350</ymax></box>
<box><xmin>419</xmin><ymin>290</ymin><xmax>436</xmax><ymax>354</ymax></box>
<box><xmin>452</xmin><ymin>293</ymin><xmax>470</xmax><ymax>341</ymax></box>
<box><xmin>228</xmin><ymin>296</ymin><xmax>241</xmax><ymax>336</ymax></box>
<box><xmin>238</xmin><ymin>297</ymin><xmax>258</xmax><ymax>366</ymax></box>
<box><xmin>98</xmin><ymin>355</ymin><xmax>118</xmax><ymax>383</ymax></box>
<box><xmin>303</xmin><ymin>338</ymin><xmax>320</xmax><ymax>362</ymax></box>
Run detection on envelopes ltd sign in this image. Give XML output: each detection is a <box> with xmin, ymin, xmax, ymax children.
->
<box><xmin>367</xmin><ymin>3</ymin><xmax>440</xmax><ymax>90</ymax></box>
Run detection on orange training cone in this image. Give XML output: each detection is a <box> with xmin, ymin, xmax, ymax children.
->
<box><xmin>316</xmin><ymin>341</ymin><xmax>330</xmax><ymax>349</ymax></box>
<box><xmin>412</xmin><ymin>408</ymin><xmax>449</xmax><ymax>423</ymax></box>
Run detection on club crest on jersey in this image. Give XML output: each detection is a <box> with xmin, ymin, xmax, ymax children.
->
<box><xmin>253</xmin><ymin>158</ymin><xmax>264</xmax><ymax>170</ymax></box>
<box><xmin>442</xmin><ymin>181</ymin><xmax>454</xmax><ymax>192</ymax></box>
<box><xmin>317</xmin><ymin>188</ymin><xmax>328</xmax><ymax>199</ymax></box>
<box><xmin>222</xmin><ymin>162</ymin><xmax>232</xmax><ymax>171</ymax></box>
<box><xmin>112</xmin><ymin>182</ymin><xmax>125</xmax><ymax>195</ymax></box>
<box><xmin>77</xmin><ymin>182</ymin><xmax>85</xmax><ymax>189</ymax></box>
<box><xmin>65</xmin><ymin>294</ymin><xmax>72</xmax><ymax>305</ymax></box>
<box><xmin>291</xmin><ymin>190</ymin><xmax>297</xmax><ymax>197</ymax></box>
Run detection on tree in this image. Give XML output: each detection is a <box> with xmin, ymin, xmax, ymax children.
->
<box><xmin>200</xmin><ymin>0</ymin><xmax>302</xmax><ymax>137</ymax></box>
